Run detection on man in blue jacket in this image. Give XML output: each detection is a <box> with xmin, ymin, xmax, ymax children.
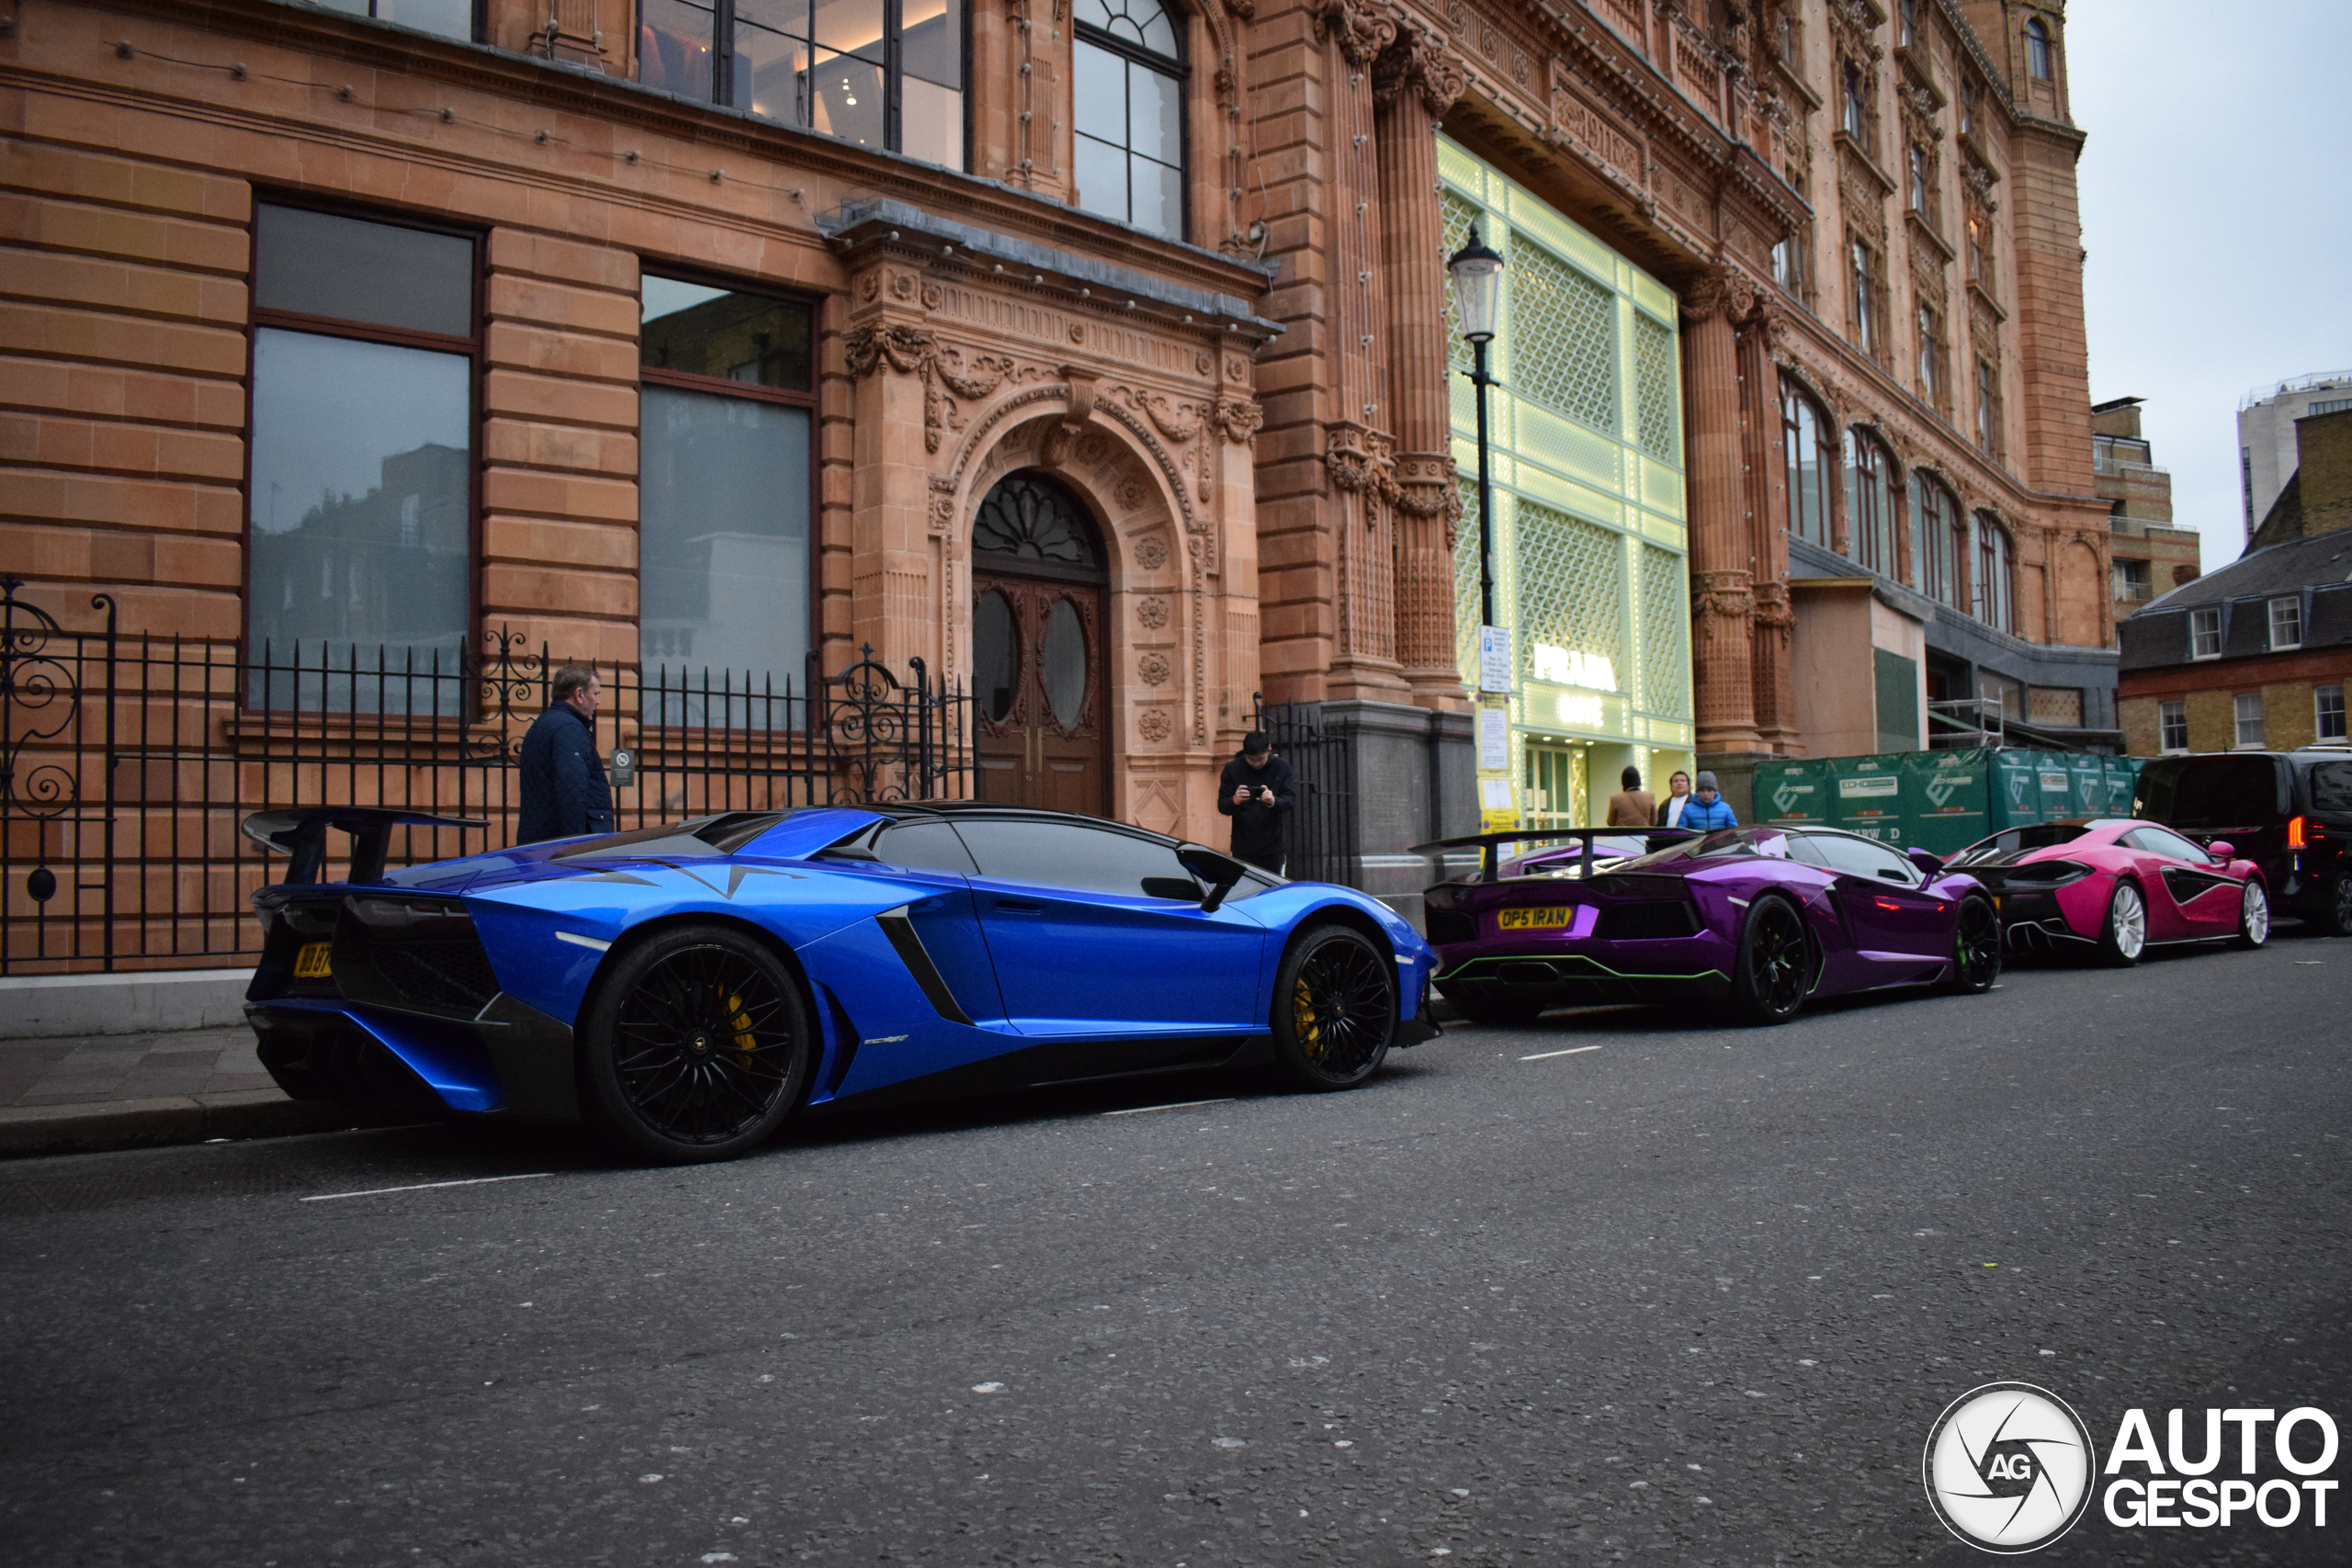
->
<box><xmin>517</xmin><ymin>663</ymin><xmax>614</xmax><ymax>844</ymax></box>
<box><xmin>1679</xmin><ymin>769</ymin><xmax>1739</xmax><ymax>830</ymax></box>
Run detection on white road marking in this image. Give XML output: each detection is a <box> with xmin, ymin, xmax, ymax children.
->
<box><xmin>1520</xmin><ymin>1045</ymin><xmax>1602</xmax><ymax>1061</ymax></box>
<box><xmin>301</xmin><ymin>1172</ymin><xmax>553</xmax><ymax>1201</ymax></box>
<box><xmin>555</xmin><ymin>931</ymin><xmax>610</xmax><ymax>952</ymax></box>
<box><xmin>1103</xmin><ymin>1098</ymin><xmax>1236</xmax><ymax>1116</ymax></box>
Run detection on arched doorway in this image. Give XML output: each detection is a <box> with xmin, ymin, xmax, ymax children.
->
<box><xmin>971</xmin><ymin>471</ymin><xmax>1108</xmax><ymax>814</ymax></box>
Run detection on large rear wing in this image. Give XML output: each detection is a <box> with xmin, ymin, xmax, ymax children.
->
<box><xmin>241</xmin><ymin>807</ymin><xmax>486</xmax><ymax>886</ymax></box>
<box><xmin>1409</xmin><ymin>827</ymin><xmax>1702</xmax><ymax>884</ymax></box>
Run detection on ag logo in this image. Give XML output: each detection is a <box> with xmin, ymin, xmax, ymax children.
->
<box><xmin>1924</xmin><ymin>771</ymin><xmax>1973</xmax><ymax>809</ymax></box>
<box><xmin>1923</xmin><ymin>1382</ymin><xmax>2097</xmax><ymax>1553</ymax></box>
<box><xmin>1771</xmin><ymin>779</ymin><xmax>1815</xmax><ymax>815</ymax></box>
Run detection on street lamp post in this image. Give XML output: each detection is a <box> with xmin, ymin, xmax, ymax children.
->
<box><xmin>1446</xmin><ymin>223</ymin><xmax>1505</xmax><ymax>634</ymax></box>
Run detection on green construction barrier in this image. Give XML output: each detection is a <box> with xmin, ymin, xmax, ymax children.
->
<box><xmin>1903</xmin><ymin>749</ymin><xmax>1992</xmax><ymax>855</ymax></box>
<box><xmin>2101</xmin><ymin>753</ymin><xmax>2143</xmax><ymax>815</ymax></box>
<box><xmin>2065</xmin><ymin>754</ymin><xmax>2109</xmax><ymax>819</ymax></box>
<box><xmin>1831</xmin><ymin>754</ymin><xmax>1906</xmax><ymax>843</ymax></box>
<box><xmin>1989</xmin><ymin>750</ymin><xmax>2047</xmax><ymax>832</ymax></box>
<box><xmin>1754</xmin><ymin>758</ymin><xmax>1831</xmax><ymax>828</ymax></box>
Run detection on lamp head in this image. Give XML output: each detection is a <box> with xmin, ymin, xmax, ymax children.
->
<box><xmin>1446</xmin><ymin>222</ymin><xmax>1505</xmax><ymax>344</ymax></box>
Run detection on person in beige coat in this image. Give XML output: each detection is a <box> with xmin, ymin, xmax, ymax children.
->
<box><xmin>1605</xmin><ymin>765</ymin><xmax>1656</xmax><ymax>828</ymax></box>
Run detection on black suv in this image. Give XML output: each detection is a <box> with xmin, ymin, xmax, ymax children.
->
<box><xmin>2132</xmin><ymin>748</ymin><xmax>2352</xmax><ymax>936</ymax></box>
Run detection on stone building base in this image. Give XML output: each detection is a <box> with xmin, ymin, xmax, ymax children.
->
<box><xmin>1320</xmin><ymin>700</ymin><xmax>1476</xmax><ymax>930</ymax></box>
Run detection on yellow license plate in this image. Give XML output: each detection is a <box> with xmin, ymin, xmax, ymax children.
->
<box><xmin>1497</xmin><ymin>906</ymin><xmax>1575</xmax><ymax>931</ymax></box>
<box><xmin>294</xmin><ymin>941</ymin><xmax>333</xmax><ymax>979</ymax></box>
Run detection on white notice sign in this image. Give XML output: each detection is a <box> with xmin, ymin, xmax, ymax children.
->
<box><xmin>1477</xmin><ymin>625</ymin><xmax>1513</xmax><ymax>694</ymax></box>
<box><xmin>1476</xmin><ymin>706</ymin><xmax>1510</xmax><ymax>772</ymax></box>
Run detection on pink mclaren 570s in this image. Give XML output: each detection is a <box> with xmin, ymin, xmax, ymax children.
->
<box><xmin>1945</xmin><ymin>818</ymin><xmax>2269</xmax><ymax>965</ymax></box>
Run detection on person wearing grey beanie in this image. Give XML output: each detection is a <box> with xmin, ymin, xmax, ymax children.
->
<box><xmin>1680</xmin><ymin>769</ymin><xmax>1738</xmax><ymax>829</ymax></box>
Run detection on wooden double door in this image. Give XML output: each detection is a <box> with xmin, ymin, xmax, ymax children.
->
<box><xmin>973</xmin><ymin>570</ymin><xmax>1105</xmax><ymax>815</ymax></box>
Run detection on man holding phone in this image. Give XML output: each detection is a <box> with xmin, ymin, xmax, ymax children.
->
<box><xmin>1217</xmin><ymin>729</ymin><xmax>1295</xmax><ymax>876</ymax></box>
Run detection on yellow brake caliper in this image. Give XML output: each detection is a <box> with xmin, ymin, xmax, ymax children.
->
<box><xmin>723</xmin><ymin>987</ymin><xmax>756</xmax><ymax>1052</ymax></box>
<box><xmin>1293</xmin><ymin>978</ymin><xmax>1323</xmax><ymax>1061</ymax></box>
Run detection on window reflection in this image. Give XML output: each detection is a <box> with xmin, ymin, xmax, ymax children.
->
<box><xmin>1072</xmin><ymin>0</ymin><xmax>1185</xmax><ymax>240</ymax></box>
<box><xmin>640</xmin><ymin>276</ymin><xmax>812</xmax><ymax>390</ymax></box>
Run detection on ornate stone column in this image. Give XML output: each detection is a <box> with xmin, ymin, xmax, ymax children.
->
<box><xmin>1739</xmin><ymin>292</ymin><xmax>1795</xmax><ymax>751</ymax></box>
<box><xmin>1683</xmin><ymin>264</ymin><xmax>1760</xmax><ymax>752</ymax></box>
<box><xmin>841</xmin><ymin>298</ymin><xmax>940</xmax><ymax>678</ymax></box>
<box><xmin>1374</xmin><ymin>20</ymin><xmax>1469</xmax><ymax>710</ymax></box>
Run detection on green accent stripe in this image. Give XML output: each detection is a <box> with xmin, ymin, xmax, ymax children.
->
<box><xmin>1437</xmin><ymin>953</ymin><xmax>1727</xmax><ymax>986</ymax></box>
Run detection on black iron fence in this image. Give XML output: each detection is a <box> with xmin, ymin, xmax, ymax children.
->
<box><xmin>1251</xmin><ymin>695</ymin><xmax>1359</xmax><ymax>887</ymax></box>
<box><xmin>0</xmin><ymin>578</ymin><xmax>970</xmax><ymax>974</ymax></box>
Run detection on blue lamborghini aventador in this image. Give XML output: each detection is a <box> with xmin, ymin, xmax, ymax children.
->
<box><xmin>241</xmin><ymin>803</ymin><xmax>1441</xmax><ymax>1163</ymax></box>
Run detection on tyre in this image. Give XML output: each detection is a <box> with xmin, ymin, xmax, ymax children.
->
<box><xmin>1943</xmin><ymin>896</ymin><xmax>2002</xmax><ymax>994</ymax></box>
<box><xmin>2094</xmin><ymin>881</ymin><xmax>2145</xmax><ymax>968</ymax></box>
<box><xmin>1272</xmin><ymin>925</ymin><xmax>1396</xmax><ymax>1090</ymax></box>
<box><xmin>1726</xmin><ymin>896</ymin><xmax>1808</xmax><ymax>1026</ymax></box>
<box><xmin>1439</xmin><ymin>987</ymin><xmax>1545</xmax><ymax>1027</ymax></box>
<box><xmin>2317</xmin><ymin>873</ymin><xmax>2352</xmax><ymax>938</ymax></box>
<box><xmin>2233</xmin><ymin>880</ymin><xmax>2270</xmax><ymax>950</ymax></box>
<box><xmin>580</xmin><ymin>923</ymin><xmax>813</xmax><ymax>1164</ymax></box>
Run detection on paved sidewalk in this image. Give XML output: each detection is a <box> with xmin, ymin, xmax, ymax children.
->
<box><xmin>0</xmin><ymin>1025</ymin><xmax>356</xmax><ymax>1157</ymax></box>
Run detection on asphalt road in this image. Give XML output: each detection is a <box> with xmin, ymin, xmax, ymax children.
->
<box><xmin>3</xmin><ymin>928</ymin><xmax>2347</xmax><ymax>1567</ymax></box>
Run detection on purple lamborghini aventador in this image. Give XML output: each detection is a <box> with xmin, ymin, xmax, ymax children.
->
<box><xmin>1415</xmin><ymin>827</ymin><xmax>2002</xmax><ymax>1026</ymax></box>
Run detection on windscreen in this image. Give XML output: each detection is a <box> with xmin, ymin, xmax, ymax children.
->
<box><xmin>1949</xmin><ymin>822</ymin><xmax>2090</xmax><ymax>866</ymax></box>
<box><xmin>2134</xmin><ymin>756</ymin><xmax>2283</xmax><ymax>829</ymax></box>
<box><xmin>1619</xmin><ymin>828</ymin><xmax>1782</xmax><ymax>868</ymax></box>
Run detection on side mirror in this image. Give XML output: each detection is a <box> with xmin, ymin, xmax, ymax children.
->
<box><xmin>2206</xmin><ymin>840</ymin><xmax>2234</xmax><ymax>862</ymax></box>
<box><xmin>1177</xmin><ymin>845</ymin><xmax>1248</xmax><ymax>912</ymax></box>
<box><xmin>1905</xmin><ymin>847</ymin><xmax>1947</xmax><ymax>877</ymax></box>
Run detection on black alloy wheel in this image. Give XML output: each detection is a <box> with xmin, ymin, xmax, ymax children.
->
<box><xmin>582</xmin><ymin>923</ymin><xmax>811</xmax><ymax>1163</ymax></box>
<box><xmin>2321</xmin><ymin>873</ymin><xmax>2352</xmax><ymax>939</ymax></box>
<box><xmin>1272</xmin><ymin>925</ymin><xmax>1396</xmax><ymax>1090</ymax></box>
<box><xmin>1727</xmin><ymin>896</ymin><xmax>1808</xmax><ymax>1026</ymax></box>
<box><xmin>1944</xmin><ymin>896</ymin><xmax>2002</xmax><ymax>994</ymax></box>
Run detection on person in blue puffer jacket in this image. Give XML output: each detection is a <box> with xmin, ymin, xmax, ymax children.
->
<box><xmin>1679</xmin><ymin>769</ymin><xmax>1739</xmax><ymax>830</ymax></box>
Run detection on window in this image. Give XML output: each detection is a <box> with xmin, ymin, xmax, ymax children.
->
<box><xmin>876</xmin><ymin>819</ymin><xmax>981</xmax><ymax>874</ymax></box>
<box><xmin>2233</xmin><ymin>692</ymin><xmax>2265</xmax><ymax>749</ymax></box>
<box><xmin>1781</xmin><ymin>378</ymin><xmax>1835</xmax><ymax>547</ymax></box>
<box><xmin>313</xmin><ymin>0</ymin><xmax>474</xmax><ymax>41</ymax></box>
<box><xmin>2189</xmin><ymin>605</ymin><xmax>2222</xmax><ymax>659</ymax></box>
<box><xmin>1973</xmin><ymin>513</ymin><xmax>2014</xmax><ymax>631</ymax></box>
<box><xmin>2313</xmin><ymin>759</ymin><xmax>2352</xmax><ymax>809</ymax></box>
<box><xmin>1909</xmin><ymin>145</ymin><xmax>1929</xmax><ymax>214</ymax></box>
<box><xmin>2159</xmin><ymin>699</ymin><xmax>2188</xmax><ymax>753</ymax></box>
<box><xmin>2311</xmin><ymin>397</ymin><xmax>2352</xmax><ymax>416</ymax></box>
<box><xmin>952</xmin><ymin>817</ymin><xmax>1195</xmax><ymax>897</ymax></box>
<box><xmin>2134</xmin><ymin>754</ymin><xmax>2282</xmax><ymax>827</ymax></box>
<box><xmin>1778</xmin><ymin>11</ymin><xmax>1797</xmax><ymax>66</ymax></box>
<box><xmin>639</xmin><ymin>0</ymin><xmax>967</xmax><ymax>167</ymax></box>
<box><xmin>2267</xmin><ymin>595</ymin><xmax>2304</xmax><ymax>650</ymax></box>
<box><xmin>2026</xmin><ymin>16</ymin><xmax>2054</xmax><ymax>81</ymax></box>
<box><xmin>1073</xmin><ymin>0</ymin><xmax>1187</xmax><ymax>241</ymax></box>
<box><xmin>1850</xmin><ymin>239</ymin><xmax>1876</xmax><ymax>354</ymax></box>
<box><xmin>246</xmin><ymin>203</ymin><xmax>477</xmax><ymax>712</ymax></box>
<box><xmin>1771</xmin><ymin>235</ymin><xmax>1804</xmax><ymax>294</ymax></box>
<box><xmin>1897</xmin><ymin>0</ymin><xmax>1917</xmax><ymax>48</ymax></box>
<box><xmin>1966</xmin><ymin>214</ymin><xmax>1988</xmax><ymax>287</ymax></box>
<box><xmin>1959</xmin><ymin>77</ymin><xmax>1977</xmax><ymax>138</ymax></box>
<box><xmin>1843</xmin><ymin>428</ymin><xmax>1899</xmax><ymax>577</ymax></box>
<box><xmin>2124</xmin><ymin>825</ymin><xmax>2209</xmax><ymax>864</ymax></box>
<box><xmin>639</xmin><ymin>273</ymin><xmax>816</xmax><ymax>728</ymax></box>
<box><xmin>2113</xmin><ymin>558</ymin><xmax>2151</xmax><ymax>602</ymax></box>
<box><xmin>1974</xmin><ymin>358</ymin><xmax>1998</xmax><ymax>452</ymax></box>
<box><xmin>1916</xmin><ymin>304</ymin><xmax>1944</xmax><ymax>403</ymax></box>
<box><xmin>1912</xmin><ymin>472</ymin><xmax>1961</xmax><ymax>605</ymax></box>
<box><xmin>1814</xmin><ymin>832</ymin><xmax>1921</xmax><ymax>885</ymax></box>
<box><xmin>2314</xmin><ymin>684</ymin><xmax>2346</xmax><ymax>741</ymax></box>
<box><xmin>1842</xmin><ymin>61</ymin><xmax>1867</xmax><ymax>141</ymax></box>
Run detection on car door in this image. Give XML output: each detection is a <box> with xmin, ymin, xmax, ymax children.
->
<box><xmin>2123</xmin><ymin>825</ymin><xmax>2240</xmax><ymax>937</ymax></box>
<box><xmin>949</xmin><ymin>816</ymin><xmax>1270</xmax><ymax>1038</ymax></box>
<box><xmin>1809</xmin><ymin>831</ymin><xmax>1951</xmax><ymax>974</ymax></box>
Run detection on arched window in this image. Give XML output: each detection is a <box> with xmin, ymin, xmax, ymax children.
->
<box><xmin>1973</xmin><ymin>513</ymin><xmax>2015</xmax><ymax>630</ymax></box>
<box><xmin>1780</xmin><ymin>377</ymin><xmax>1835</xmax><ymax>547</ymax></box>
<box><xmin>1911</xmin><ymin>472</ymin><xmax>1962</xmax><ymax>606</ymax></box>
<box><xmin>2025</xmin><ymin>16</ymin><xmax>2053</xmax><ymax>81</ymax></box>
<box><xmin>1843</xmin><ymin>427</ymin><xmax>1900</xmax><ymax>577</ymax></box>
<box><xmin>1073</xmin><ymin>0</ymin><xmax>1187</xmax><ymax>241</ymax></box>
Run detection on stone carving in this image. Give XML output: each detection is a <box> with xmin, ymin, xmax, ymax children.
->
<box><xmin>1309</xmin><ymin>0</ymin><xmax>1397</xmax><ymax>67</ymax></box>
<box><xmin>1373</xmin><ymin>19</ymin><xmax>1468</xmax><ymax>114</ymax></box>
<box><xmin>1121</xmin><ymin>386</ymin><xmax>1204</xmax><ymax>443</ymax></box>
<box><xmin>842</xmin><ymin>325</ymin><xmax>1027</xmax><ymax>453</ymax></box>
<box><xmin>1685</xmin><ymin>263</ymin><xmax>1759</xmax><ymax>323</ymax></box>
<box><xmin>1211</xmin><ymin>394</ymin><xmax>1264</xmax><ymax>445</ymax></box>
<box><xmin>1135</xmin><ymin>536</ymin><xmax>1170</xmax><ymax>570</ymax></box>
<box><xmin>1138</xmin><ymin>708</ymin><xmax>1173</xmax><ymax>742</ymax></box>
<box><xmin>1136</xmin><ymin>596</ymin><xmax>1170</xmax><ymax>628</ymax></box>
<box><xmin>1324</xmin><ymin>422</ymin><xmax>1398</xmax><ymax>502</ymax></box>
<box><xmin>1137</xmin><ymin>652</ymin><xmax>1172</xmax><ymax>686</ymax></box>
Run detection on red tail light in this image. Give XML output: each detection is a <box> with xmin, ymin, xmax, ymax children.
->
<box><xmin>2288</xmin><ymin>815</ymin><xmax>2307</xmax><ymax>849</ymax></box>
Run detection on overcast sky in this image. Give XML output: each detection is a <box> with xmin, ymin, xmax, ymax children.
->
<box><xmin>2069</xmin><ymin>0</ymin><xmax>2352</xmax><ymax>570</ymax></box>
